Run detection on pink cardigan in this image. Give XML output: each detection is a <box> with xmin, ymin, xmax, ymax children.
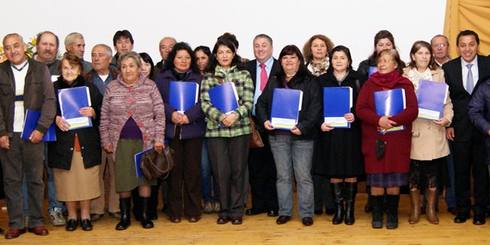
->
<box><xmin>100</xmin><ymin>75</ymin><xmax>165</xmax><ymax>154</ymax></box>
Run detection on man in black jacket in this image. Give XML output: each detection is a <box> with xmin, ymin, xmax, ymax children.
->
<box><xmin>245</xmin><ymin>34</ymin><xmax>280</xmax><ymax>217</ymax></box>
<box><xmin>442</xmin><ymin>29</ymin><xmax>490</xmax><ymax>225</ymax></box>
<box><xmin>0</xmin><ymin>33</ymin><xmax>56</xmax><ymax>239</ymax></box>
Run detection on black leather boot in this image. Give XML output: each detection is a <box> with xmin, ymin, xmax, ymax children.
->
<box><xmin>371</xmin><ymin>195</ymin><xmax>383</xmax><ymax>229</ymax></box>
<box><xmin>344</xmin><ymin>182</ymin><xmax>357</xmax><ymax>225</ymax></box>
<box><xmin>332</xmin><ymin>183</ymin><xmax>344</xmax><ymax>225</ymax></box>
<box><xmin>116</xmin><ymin>197</ymin><xmax>131</xmax><ymax>230</ymax></box>
<box><xmin>141</xmin><ymin>197</ymin><xmax>154</xmax><ymax>229</ymax></box>
<box><xmin>386</xmin><ymin>195</ymin><xmax>400</xmax><ymax>229</ymax></box>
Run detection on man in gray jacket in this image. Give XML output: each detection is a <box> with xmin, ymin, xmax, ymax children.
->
<box><xmin>0</xmin><ymin>33</ymin><xmax>56</xmax><ymax>239</ymax></box>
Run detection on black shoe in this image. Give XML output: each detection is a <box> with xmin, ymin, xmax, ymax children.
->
<box><xmin>65</xmin><ymin>219</ymin><xmax>78</xmax><ymax>231</ymax></box>
<box><xmin>267</xmin><ymin>210</ymin><xmax>278</xmax><ymax>217</ymax></box>
<box><xmin>245</xmin><ymin>208</ymin><xmax>265</xmax><ymax>216</ymax></box>
<box><xmin>115</xmin><ymin>197</ymin><xmax>131</xmax><ymax>230</ymax></box>
<box><xmin>169</xmin><ymin>216</ymin><xmax>181</xmax><ymax>223</ymax></box>
<box><xmin>302</xmin><ymin>217</ymin><xmax>314</xmax><ymax>226</ymax></box>
<box><xmin>473</xmin><ymin>213</ymin><xmax>486</xmax><ymax>225</ymax></box>
<box><xmin>217</xmin><ymin>217</ymin><xmax>229</xmax><ymax>225</ymax></box>
<box><xmin>332</xmin><ymin>183</ymin><xmax>344</xmax><ymax>225</ymax></box>
<box><xmin>454</xmin><ymin>212</ymin><xmax>470</xmax><ymax>223</ymax></box>
<box><xmin>231</xmin><ymin>217</ymin><xmax>243</xmax><ymax>225</ymax></box>
<box><xmin>276</xmin><ymin>216</ymin><xmax>291</xmax><ymax>225</ymax></box>
<box><xmin>188</xmin><ymin>216</ymin><xmax>201</xmax><ymax>223</ymax></box>
<box><xmin>80</xmin><ymin>219</ymin><xmax>93</xmax><ymax>231</ymax></box>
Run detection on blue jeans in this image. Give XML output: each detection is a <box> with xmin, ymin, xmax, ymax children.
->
<box><xmin>201</xmin><ymin>139</ymin><xmax>219</xmax><ymax>202</ymax></box>
<box><xmin>269</xmin><ymin>135</ymin><xmax>314</xmax><ymax>218</ymax></box>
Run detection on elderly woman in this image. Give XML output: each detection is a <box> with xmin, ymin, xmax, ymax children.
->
<box><xmin>403</xmin><ymin>41</ymin><xmax>453</xmax><ymax>225</ymax></box>
<box><xmin>256</xmin><ymin>45</ymin><xmax>321</xmax><ymax>226</ymax></box>
<box><xmin>49</xmin><ymin>53</ymin><xmax>102</xmax><ymax>232</ymax></box>
<box><xmin>356</xmin><ymin>49</ymin><xmax>418</xmax><ymax>229</ymax></box>
<box><xmin>155</xmin><ymin>42</ymin><xmax>205</xmax><ymax>223</ymax></box>
<box><xmin>100</xmin><ymin>52</ymin><xmax>165</xmax><ymax>230</ymax></box>
<box><xmin>200</xmin><ymin>38</ymin><xmax>254</xmax><ymax>225</ymax></box>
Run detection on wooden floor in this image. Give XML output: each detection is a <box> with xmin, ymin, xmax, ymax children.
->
<box><xmin>1</xmin><ymin>194</ymin><xmax>490</xmax><ymax>245</ymax></box>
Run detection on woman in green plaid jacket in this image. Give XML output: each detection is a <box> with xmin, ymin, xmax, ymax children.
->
<box><xmin>200</xmin><ymin>38</ymin><xmax>254</xmax><ymax>225</ymax></box>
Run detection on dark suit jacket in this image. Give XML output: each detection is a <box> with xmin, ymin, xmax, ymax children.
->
<box><xmin>246</xmin><ymin>58</ymin><xmax>280</xmax><ymax>131</ymax></box>
<box><xmin>443</xmin><ymin>55</ymin><xmax>490</xmax><ymax>142</ymax></box>
<box><xmin>0</xmin><ymin>59</ymin><xmax>56</xmax><ymax>137</ymax></box>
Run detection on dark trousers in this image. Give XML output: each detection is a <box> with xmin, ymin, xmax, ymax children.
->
<box><xmin>208</xmin><ymin>134</ymin><xmax>250</xmax><ymax>219</ymax></box>
<box><xmin>453</xmin><ymin>138</ymin><xmax>489</xmax><ymax>213</ymax></box>
<box><xmin>248</xmin><ymin>131</ymin><xmax>278</xmax><ymax>212</ymax></box>
<box><xmin>313</xmin><ymin>174</ymin><xmax>334</xmax><ymax>212</ymax></box>
<box><xmin>0</xmin><ymin>133</ymin><xmax>44</xmax><ymax>228</ymax></box>
<box><xmin>167</xmin><ymin>138</ymin><xmax>203</xmax><ymax>218</ymax></box>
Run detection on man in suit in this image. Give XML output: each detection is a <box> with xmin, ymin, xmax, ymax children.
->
<box><xmin>245</xmin><ymin>34</ymin><xmax>279</xmax><ymax>217</ymax></box>
<box><xmin>0</xmin><ymin>33</ymin><xmax>56</xmax><ymax>239</ymax></box>
<box><xmin>443</xmin><ymin>29</ymin><xmax>490</xmax><ymax>225</ymax></box>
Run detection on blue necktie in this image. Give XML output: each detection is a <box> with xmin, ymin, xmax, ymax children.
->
<box><xmin>466</xmin><ymin>63</ymin><xmax>474</xmax><ymax>94</ymax></box>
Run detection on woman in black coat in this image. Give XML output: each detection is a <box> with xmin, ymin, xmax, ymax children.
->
<box><xmin>313</xmin><ymin>46</ymin><xmax>363</xmax><ymax>225</ymax></box>
<box><xmin>48</xmin><ymin>54</ymin><xmax>103</xmax><ymax>231</ymax></box>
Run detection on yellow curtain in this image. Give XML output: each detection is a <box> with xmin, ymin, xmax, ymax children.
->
<box><xmin>444</xmin><ymin>0</ymin><xmax>490</xmax><ymax>57</ymax></box>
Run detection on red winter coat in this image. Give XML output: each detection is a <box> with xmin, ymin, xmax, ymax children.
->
<box><xmin>356</xmin><ymin>70</ymin><xmax>418</xmax><ymax>174</ymax></box>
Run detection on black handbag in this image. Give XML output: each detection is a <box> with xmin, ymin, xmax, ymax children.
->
<box><xmin>140</xmin><ymin>147</ymin><xmax>174</xmax><ymax>181</ymax></box>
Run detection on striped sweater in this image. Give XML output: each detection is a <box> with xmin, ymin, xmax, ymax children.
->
<box><xmin>100</xmin><ymin>75</ymin><xmax>165</xmax><ymax>154</ymax></box>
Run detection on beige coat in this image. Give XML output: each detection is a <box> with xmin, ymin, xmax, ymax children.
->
<box><xmin>403</xmin><ymin>67</ymin><xmax>453</xmax><ymax>160</ymax></box>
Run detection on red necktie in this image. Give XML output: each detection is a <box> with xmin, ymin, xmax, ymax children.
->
<box><xmin>259</xmin><ymin>63</ymin><xmax>268</xmax><ymax>91</ymax></box>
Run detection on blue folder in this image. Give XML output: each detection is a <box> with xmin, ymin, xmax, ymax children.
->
<box><xmin>368</xmin><ymin>66</ymin><xmax>378</xmax><ymax>78</ymax></box>
<box><xmin>270</xmin><ymin>88</ymin><xmax>303</xmax><ymax>130</ymax></box>
<box><xmin>374</xmin><ymin>88</ymin><xmax>406</xmax><ymax>133</ymax></box>
<box><xmin>169</xmin><ymin>81</ymin><xmax>199</xmax><ymax>112</ymax></box>
<box><xmin>323</xmin><ymin>87</ymin><xmax>353</xmax><ymax>128</ymax></box>
<box><xmin>134</xmin><ymin>148</ymin><xmax>153</xmax><ymax>177</ymax></box>
<box><xmin>58</xmin><ymin>86</ymin><xmax>92</xmax><ymax>130</ymax></box>
<box><xmin>208</xmin><ymin>82</ymin><xmax>239</xmax><ymax>114</ymax></box>
<box><xmin>416</xmin><ymin>80</ymin><xmax>448</xmax><ymax>120</ymax></box>
<box><xmin>21</xmin><ymin>109</ymin><xmax>56</xmax><ymax>142</ymax></box>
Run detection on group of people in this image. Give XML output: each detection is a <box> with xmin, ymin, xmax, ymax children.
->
<box><xmin>1</xmin><ymin>27</ymin><xmax>490</xmax><ymax>240</ymax></box>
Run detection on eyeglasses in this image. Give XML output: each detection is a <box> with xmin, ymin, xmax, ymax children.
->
<box><xmin>432</xmin><ymin>43</ymin><xmax>448</xmax><ymax>48</ymax></box>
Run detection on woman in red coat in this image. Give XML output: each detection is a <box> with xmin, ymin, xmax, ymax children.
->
<box><xmin>356</xmin><ymin>49</ymin><xmax>418</xmax><ymax>229</ymax></box>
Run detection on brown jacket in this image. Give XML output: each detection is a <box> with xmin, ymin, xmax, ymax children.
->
<box><xmin>0</xmin><ymin>59</ymin><xmax>56</xmax><ymax>137</ymax></box>
<box><xmin>403</xmin><ymin>67</ymin><xmax>453</xmax><ymax>160</ymax></box>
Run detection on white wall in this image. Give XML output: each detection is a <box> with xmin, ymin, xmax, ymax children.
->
<box><xmin>1</xmin><ymin>0</ymin><xmax>445</xmax><ymax>68</ymax></box>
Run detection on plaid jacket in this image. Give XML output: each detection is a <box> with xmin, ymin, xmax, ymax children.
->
<box><xmin>200</xmin><ymin>65</ymin><xmax>254</xmax><ymax>137</ymax></box>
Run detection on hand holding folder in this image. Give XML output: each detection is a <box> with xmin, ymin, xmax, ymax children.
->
<box><xmin>374</xmin><ymin>88</ymin><xmax>406</xmax><ymax>133</ymax></box>
<box><xmin>22</xmin><ymin>109</ymin><xmax>56</xmax><ymax>142</ymax></box>
<box><xmin>323</xmin><ymin>87</ymin><xmax>353</xmax><ymax>128</ymax></box>
<box><xmin>208</xmin><ymin>82</ymin><xmax>239</xmax><ymax>114</ymax></box>
<box><xmin>270</xmin><ymin>88</ymin><xmax>303</xmax><ymax>130</ymax></box>
<box><xmin>58</xmin><ymin>86</ymin><xmax>93</xmax><ymax>130</ymax></box>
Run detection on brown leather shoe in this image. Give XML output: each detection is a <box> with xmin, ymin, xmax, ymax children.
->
<box><xmin>5</xmin><ymin>228</ymin><xmax>26</xmax><ymax>239</ymax></box>
<box><xmin>27</xmin><ymin>225</ymin><xmax>49</xmax><ymax>236</ymax></box>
